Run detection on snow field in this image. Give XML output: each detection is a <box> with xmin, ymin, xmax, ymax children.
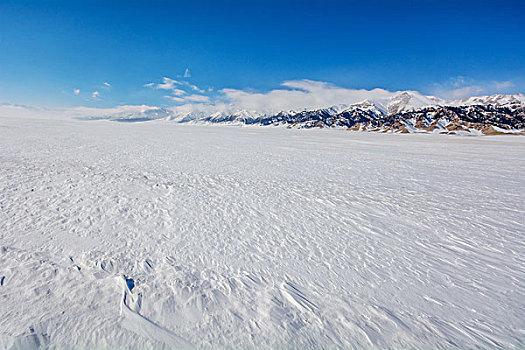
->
<box><xmin>0</xmin><ymin>116</ymin><xmax>524</xmax><ymax>349</ymax></box>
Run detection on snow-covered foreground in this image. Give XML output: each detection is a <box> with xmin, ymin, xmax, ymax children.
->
<box><xmin>0</xmin><ymin>115</ymin><xmax>524</xmax><ymax>349</ymax></box>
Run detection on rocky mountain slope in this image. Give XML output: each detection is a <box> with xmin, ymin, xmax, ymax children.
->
<box><xmin>250</xmin><ymin>102</ymin><xmax>525</xmax><ymax>135</ymax></box>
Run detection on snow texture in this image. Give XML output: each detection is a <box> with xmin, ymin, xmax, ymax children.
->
<box><xmin>0</xmin><ymin>114</ymin><xmax>524</xmax><ymax>349</ymax></box>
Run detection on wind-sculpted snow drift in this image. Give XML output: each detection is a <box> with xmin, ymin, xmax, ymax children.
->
<box><xmin>0</xmin><ymin>113</ymin><xmax>524</xmax><ymax>349</ymax></box>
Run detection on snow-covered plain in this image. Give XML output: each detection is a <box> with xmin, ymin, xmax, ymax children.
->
<box><xmin>0</xmin><ymin>115</ymin><xmax>524</xmax><ymax>349</ymax></box>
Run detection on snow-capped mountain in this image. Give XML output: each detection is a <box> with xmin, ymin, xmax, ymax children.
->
<box><xmin>385</xmin><ymin>91</ymin><xmax>445</xmax><ymax>114</ymax></box>
<box><xmin>448</xmin><ymin>93</ymin><xmax>525</xmax><ymax>107</ymax></box>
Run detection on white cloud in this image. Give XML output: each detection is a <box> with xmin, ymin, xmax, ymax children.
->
<box><xmin>165</xmin><ymin>96</ymin><xmax>186</xmax><ymax>103</ymax></box>
<box><xmin>184</xmin><ymin>68</ymin><xmax>191</xmax><ymax>78</ymax></box>
<box><xmin>218</xmin><ymin>79</ymin><xmax>393</xmax><ymax>113</ymax></box>
<box><xmin>156</xmin><ymin>77</ymin><xmax>180</xmax><ymax>90</ymax></box>
<box><xmin>187</xmin><ymin>83</ymin><xmax>204</xmax><ymax>93</ymax></box>
<box><xmin>145</xmin><ymin>76</ymin><xmax>206</xmax><ymax>97</ymax></box>
<box><xmin>184</xmin><ymin>94</ymin><xmax>210</xmax><ymax>103</ymax></box>
<box><xmin>443</xmin><ymin>86</ymin><xmax>485</xmax><ymax>99</ymax></box>
<box><xmin>103</xmin><ymin>82</ymin><xmax>111</xmax><ymax>87</ymax></box>
<box><xmin>74</xmin><ymin>89</ymin><xmax>80</xmax><ymax>95</ymax></box>
<box><xmin>143</xmin><ymin>78</ymin><xmax>520</xmax><ymax>115</ymax></box>
<box><xmin>154</xmin><ymin>79</ymin><xmax>424</xmax><ymax>113</ymax></box>
<box><xmin>145</xmin><ymin>77</ymin><xmax>204</xmax><ymax>92</ymax></box>
<box><xmin>281</xmin><ymin>79</ymin><xmax>335</xmax><ymax>91</ymax></box>
<box><xmin>164</xmin><ymin>94</ymin><xmax>210</xmax><ymax>103</ymax></box>
<box><xmin>92</xmin><ymin>91</ymin><xmax>100</xmax><ymax>99</ymax></box>
<box><xmin>431</xmin><ymin>77</ymin><xmax>515</xmax><ymax>99</ymax></box>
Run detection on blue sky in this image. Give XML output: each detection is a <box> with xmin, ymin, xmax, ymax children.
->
<box><xmin>1</xmin><ymin>0</ymin><xmax>524</xmax><ymax>108</ymax></box>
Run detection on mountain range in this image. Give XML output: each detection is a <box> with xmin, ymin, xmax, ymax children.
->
<box><xmin>3</xmin><ymin>92</ymin><xmax>524</xmax><ymax>135</ymax></box>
